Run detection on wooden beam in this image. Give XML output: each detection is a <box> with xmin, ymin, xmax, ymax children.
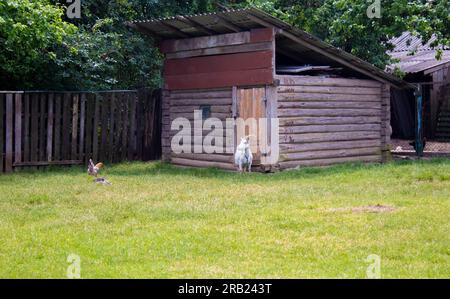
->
<box><xmin>13</xmin><ymin>160</ymin><xmax>82</xmax><ymax>167</ymax></box>
<box><xmin>424</xmin><ymin>62</ymin><xmax>450</xmax><ymax>75</ymax></box>
<box><xmin>246</xmin><ymin>13</ymin><xmax>395</xmax><ymax>87</ymax></box>
<box><xmin>165</xmin><ymin>41</ymin><xmax>272</xmax><ymax>59</ymax></box>
<box><xmin>176</xmin><ymin>16</ymin><xmax>217</xmax><ymax>35</ymax></box>
<box><xmin>161</xmin><ymin>31</ymin><xmax>251</xmax><ymax>53</ymax></box>
<box><xmin>214</xmin><ymin>15</ymin><xmax>242</xmax><ymax>32</ymax></box>
<box><xmin>159</xmin><ymin>20</ymin><xmax>191</xmax><ymax>38</ymax></box>
<box><xmin>276</xmin><ymin>75</ymin><xmax>382</xmax><ymax>88</ymax></box>
<box><xmin>126</xmin><ymin>22</ymin><xmax>162</xmax><ymax>41</ymax></box>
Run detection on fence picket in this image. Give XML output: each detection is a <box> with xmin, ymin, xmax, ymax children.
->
<box><xmin>14</xmin><ymin>94</ymin><xmax>22</xmax><ymax>166</ymax></box>
<box><xmin>121</xmin><ymin>93</ymin><xmax>129</xmax><ymax>161</ymax></box>
<box><xmin>79</xmin><ymin>94</ymin><xmax>86</xmax><ymax>162</ymax></box>
<box><xmin>23</xmin><ymin>94</ymin><xmax>30</xmax><ymax>163</ymax></box>
<box><xmin>1</xmin><ymin>89</ymin><xmax>161</xmax><ymax>173</ymax></box>
<box><xmin>54</xmin><ymin>94</ymin><xmax>61</xmax><ymax>161</ymax></box>
<box><xmin>129</xmin><ymin>93</ymin><xmax>137</xmax><ymax>160</ymax></box>
<box><xmin>62</xmin><ymin>93</ymin><xmax>71</xmax><ymax>160</ymax></box>
<box><xmin>114</xmin><ymin>94</ymin><xmax>122</xmax><ymax>162</ymax></box>
<box><xmin>0</xmin><ymin>95</ymin><xmax>4</xmax><ymax>172</ymax></box>
<box><xmin>108</xmin><ymin>93</ymin><xmax>115</xmax><ymax>163</ymax></box>
<box><xmin>71</xmin><ymin>94</ymin><xmax>79</xmax><ymax>160</ymax></box>
<box><xmin>5</xmin><ymin>94</ymin><xmax>13</xmax><ymax>172</ymax></box>
<box><xmin>30</xmin><ymin>94</ymin><xmax>39</xmax><ymax>163</ymax></box>
<box><xmin>85</xmin><ymin>94</ymin><xmax>93</xmax><ymax>163</ymax></box>
<box><xmin>100</xmin><ymin>94</ymin><xmax>108</xmax><ymax>163</ymax></box>
<box><xmin>39</xmin><ymin>94</ymin><xmax>46</xmax><ymax>162</ymax></box>
<box><xmin>92</xmin><ymin>94</ymin><xmax>100</xmax><ymax>162</ymax></box>
<box><xmin>47</xmin><ymin>94</ymin><xmax>54</xmax><ymax>162</ymax></box>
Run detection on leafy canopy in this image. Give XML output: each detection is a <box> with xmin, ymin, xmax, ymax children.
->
<box><xmin>0</xmin><ymin>0</ymin><xmax>76</xmax><ymax>88</ymax></box>
<box><xmin>0</xmin><ymin>0</ymin><xmax>448</xmax><ymax>90</ymax></box>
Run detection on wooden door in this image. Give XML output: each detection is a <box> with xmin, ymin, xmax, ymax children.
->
<box><xmin>237</xmin><ymin>87</ymin><xmax>266</xmax><ymax>164</ymax></box>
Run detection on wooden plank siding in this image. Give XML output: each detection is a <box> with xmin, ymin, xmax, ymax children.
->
<box><xmin>160</xmin><ymin>28</ymin><xmax>273</xmax><ymax>53</ymax></box>
<box><xmin>276</xmin><ymin>75</ymin><xmax>384</xmax><ymax>169</ymax></box>
<box><xmin>162</xmin><ymin>28</ymin><xmax>275</xmax><ymax>90</ymax></box>
<box><xmin>164</xmin><ymin>51</ymin><xmax>273</xmax><ymax>76</ymax></box>
<box><xmin>0</xmin><ymin>90</ymin><xmax>161</xmax><ymax>173</ymax></box>
<box><xmin>165</xmin><ymin>68</ymin><xmax>273</xmax><ymax>91</ymax></box>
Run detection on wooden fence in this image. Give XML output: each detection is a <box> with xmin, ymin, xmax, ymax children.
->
<box><xmin>0</xmin><ymin>89</ymin><xmax>161</xmax><ymax>173</ymax></box>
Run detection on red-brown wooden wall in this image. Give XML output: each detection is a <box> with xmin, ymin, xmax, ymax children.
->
<box><xmin>161</xmin><ymin>28</ymin><xmax>275</xmax><ymax>90</ymax></box>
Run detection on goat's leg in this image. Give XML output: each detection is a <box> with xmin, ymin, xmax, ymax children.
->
<box><xmin>248</xmin><ymin>161</ymin><xmax>252</xmax><ymax>173</ymax></box>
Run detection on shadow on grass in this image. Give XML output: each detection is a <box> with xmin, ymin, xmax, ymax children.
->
<box><xmin>4</xmin><ymin>157</ymin><xmax>450</xmax><ymax>184</ymax></box>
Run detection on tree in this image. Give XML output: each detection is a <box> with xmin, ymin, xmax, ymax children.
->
<box><xmin>46</xmin><ymin>0</ymin><xmax>219</xmax><ymax>90</ymax></box>
<box><xmin>232</xmin><ymin>0</ymin><xmax>449</xmax><ymax>70</ymax></box>
<box><xmin>0</xmin><ymin>0</ymin><xmax>76</xmax><ymax>89</ymax></box>
<box><xmin>1</xmin><ymin>1</ymin><xmax>448</xmax><ymax>90</ymax></box>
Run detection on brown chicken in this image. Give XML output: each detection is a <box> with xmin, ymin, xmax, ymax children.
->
<box><xmin>87</xmin><ymin>159</ymin><xmax>103</xmax><ymax>177</ymax></box>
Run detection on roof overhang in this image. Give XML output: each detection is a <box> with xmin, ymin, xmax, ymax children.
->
<box><xmin>389</xmin><ymin>50</ymin><xmax>450</xmax><ymax>74</ymax></box>
<box><xmin>127</xmin><ymin>7</ymin><xmax>414</xmax><ymax>89</ymax></box>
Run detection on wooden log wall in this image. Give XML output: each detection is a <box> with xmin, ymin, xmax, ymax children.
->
<box><xmin>275</xmin><ymin>75</ymin><xmax>385</xmax><ymax>169</ymax></box>
<box><xmin>380</xmin><ymin>84</ymin><xmax>391</xmax><ymax>161</ymax></box>
<box><xmin>162</xmin><ymin>88</ymin><xmax>236</xmax><ymax>170</ymax></box>
<box><xmin>0</xmin><ymin>89</ymin><xmax>161</xmax><ymax>173</ymax></box>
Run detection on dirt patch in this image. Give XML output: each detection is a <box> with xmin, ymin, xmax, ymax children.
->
<box><xmin>328</xmin><ymin>204</ymin><xmax>396</xmax><ymax>213</ymax></box>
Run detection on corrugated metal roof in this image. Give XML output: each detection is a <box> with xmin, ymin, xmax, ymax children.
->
<box><xmin>388</xmin><ymin>32</ymin><xmax>450</xmax><ymax>74</ymax></box>
<box><xmin>127</xmin><ymin>7</ymin><xmax>412</xmax><ymax>89</ymax></box>
<box><xmin>389</xmin><ymin>32</ymin><xmax>438</xmax><ymax>53</ymax></box>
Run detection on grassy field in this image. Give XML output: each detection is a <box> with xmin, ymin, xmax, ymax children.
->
<box><xmin>0</xmin><ymin>159</ymin><xmax>449</xmax><ymax>278</ymax></box>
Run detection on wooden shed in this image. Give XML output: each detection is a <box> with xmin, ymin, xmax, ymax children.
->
<box><xmin>388</xmin><ymin>32</ymin><xmax>450</xmax><ymax>140</ymax></box>
<box><xmin>128</xmin><ymin>8</ymin><xmax>411</xmax><ymax>171</ymax></box>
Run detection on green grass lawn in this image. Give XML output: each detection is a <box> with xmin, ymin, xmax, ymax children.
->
<box><xmin>0</xmin><ymin>159</ymin><xmax>449</xmax><ymax>278</ymax></box>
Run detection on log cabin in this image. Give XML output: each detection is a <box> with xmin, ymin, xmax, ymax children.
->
<box><xmin>127</xmin><ymin>8</ymin><xmax>412</xmax><ymax>171</ymax></box>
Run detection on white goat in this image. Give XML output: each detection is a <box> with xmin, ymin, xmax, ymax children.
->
<box><xmin>234</xmin><ymin>136</ymin><xmax>253</xmax><ymax>173</ymax></box>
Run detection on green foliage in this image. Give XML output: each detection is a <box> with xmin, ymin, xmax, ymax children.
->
<box><xmin>0</xmin><ymin>0</ymin><xmax>448</xmax><ymax>90</ymax></box>
<box><xmin>233</xmin><ymin>0</ymin><xmax>449</xmax><ymax>69</ymax></box>
<box><xmin>0</xmin><ymin>0</ymin><xmax>76</xmax><ymax>89</ymax></box>
<box><xmin>50</xmin><ymin>21</ymin><xmax>163</xmax><ymax>90</ymax></box>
